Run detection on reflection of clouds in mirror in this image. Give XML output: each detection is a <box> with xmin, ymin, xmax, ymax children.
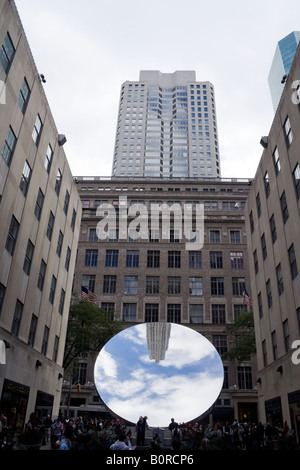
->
<box><xmin>94</xmin><ymin>323</ymin><xmax>224</xmax><ymax>427</ymax></box>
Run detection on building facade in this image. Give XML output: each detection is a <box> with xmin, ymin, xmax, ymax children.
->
<box><xmin>112</xmin><ymin>71</ymin><xmax>221</xmax><ymax>179</ymax></box>
<box><xmin>268</xmin><ymin>31</ymin><xmax>300</xmax><ymax>112</ymax></box>
<box><xmin>246</xmin><ymin>41</ymin><xmax>300</xmax><ymax>442</ymax></box>
<box><xmin>0</xmin><ymin>0</ymin><xmax>81</xmax><ymax>432</ymax></box>
<box><xmin>70</xmin><ymin>176</ymin><xmax>258</xmax><ymax>424</ymax></box>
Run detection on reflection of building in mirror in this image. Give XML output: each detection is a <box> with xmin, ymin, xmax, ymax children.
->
<box><xmin>146</xmin><ymin>322</ymin><xmax>171</xmax><ymax>363</ymax></box>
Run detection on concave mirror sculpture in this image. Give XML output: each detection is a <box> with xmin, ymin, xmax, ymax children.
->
<box><xmin>94</xmin><ymin>323</ymin><xmax>224</xmax><ymax>427</ymax></box>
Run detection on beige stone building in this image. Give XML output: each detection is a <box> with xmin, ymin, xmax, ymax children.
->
<box><xmin>0</xmin><ymin>0</ymin><xmax>81</xmax><ymax>432</ymax></box>
<box><xmin>245</xmin><ymin>42</ymin><xmax>300</xmax><ymax>442</ymax></box>
<box><xmin>68</xmin><ymin>176</ymin><xmax>258</xmax><ymax>424</ymax></box>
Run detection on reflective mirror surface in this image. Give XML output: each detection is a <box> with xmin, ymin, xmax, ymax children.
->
<box><xmin>94</xmin><ymin>323</ymin><xmax>224</xmax><ymax>427</ymax></box>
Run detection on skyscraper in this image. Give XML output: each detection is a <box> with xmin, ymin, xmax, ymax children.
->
<box><xmin>112</xmin><ymin>71</ymin><xmax>221</xmax><ymax>179</ymax></box>
<box><xmin>268</xmin><ymin>31</ymin><xmax>300</xmax><ymax>111</ymax></box>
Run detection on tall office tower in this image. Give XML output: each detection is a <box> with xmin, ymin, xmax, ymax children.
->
<box><xmin>268</xmin><ymin>31</ymin><xmax>300</xmax><ymax>111</ymax></box>
<box><xmin>112</xmin><ymin>71</ymin><xmax>221</xmax><ymax>179</ymax></box>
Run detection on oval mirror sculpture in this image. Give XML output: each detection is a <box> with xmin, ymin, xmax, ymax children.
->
<box><xmin>94</xmin><ymin>322</ymin><xmax>224</xmax><ymax>427</ymax></box>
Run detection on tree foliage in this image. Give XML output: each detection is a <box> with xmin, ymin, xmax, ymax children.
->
<box><xmin>222</xmin><ymin>310</ymin><xmax>256</xmax><ymax>362</ymax></box>
<box><xmin>63</xmin><ymin>294</ymin><xmax>124</xmax><ymax>371</ymax></box>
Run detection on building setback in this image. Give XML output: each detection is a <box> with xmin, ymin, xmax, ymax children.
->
<box><xmin>0</xmin><ymin>0</ymin><xmax>81</xmax><ymax>430</ymax></box>
<box><xmin>112</xmin><ymin>71</ymin><xmax>221</xmax><ymax>179</ymax></box>
<box><xmin>70</xmin><ymin>176</ymin><xmax>258</xmax><ymax>424</ymax></box>
<box><xmin>246</xmin><ymin>41</ymin><xmax>300</xmax><ymax>442</ymax></box>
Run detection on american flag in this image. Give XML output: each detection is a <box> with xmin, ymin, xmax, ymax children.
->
<box><xmin>243</xmin><ymin>289</ymin><xmax>253</xmax><ymax>309</ymax></box>
<box><xmin>81</xmin><ymin>286</ymin><xmax>97</xmax><ymax>304</ymax></box>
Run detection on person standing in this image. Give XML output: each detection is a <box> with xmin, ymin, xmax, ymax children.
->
<box><xmin>136</xmin><ymin>416</ymin><xmax>149</xmax><ymax>447</ymax></box>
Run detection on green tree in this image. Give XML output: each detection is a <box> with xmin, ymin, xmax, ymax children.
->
<box><xmin>222</xmin><ymin>310</ymin><xmax>256</xmax><ymax>362</ymax></box>
<box><xmin>63</xmin><ymin>294</ymin><xmax>124</xmax><ymax>371</ymax></box>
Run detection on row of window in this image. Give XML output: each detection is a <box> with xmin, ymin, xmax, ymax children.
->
<box><xmin>261</xmin><ymin>310</ymin><xmax>300</xmax><ymax>367</ymax></box>
<box><xmin>82</xmin><ymin>273</ymin><xmax>247</xmax><ymax>297</ymax></box>
<box><xmin>0</xmin><ymin>284</ymin><xmax>63</xmax><ymax>361</ymax></box>
<box><xmin>99</xmin><ymin>300</ymin><xmax>247</xmax><ymax>325</ymax></box>
<box><xmin>85</xmin><ymin>229</ymin><xmax>243</xmax><ymax>244</ymax></box>
<box><xmin>84</xmin><ymin>248</ymin><xmax>244</xmax><ymax>270</ymax></box>
<box><xmin>80</xmin><ymin>185</ymin><xmax>248</xmax><ymax>193</ymax></box>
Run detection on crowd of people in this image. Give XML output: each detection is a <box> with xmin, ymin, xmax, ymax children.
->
<box><xmin>0</xmin><ymin>412</ymin><xmax>298</xmax><ymax>450</ymax></box>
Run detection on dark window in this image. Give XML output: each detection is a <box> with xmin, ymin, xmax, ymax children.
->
<box><xmin>71</xmin><ymin>209</ymin><xmax>77</xmax><ymax>231</ymax></box>
<box><xmin>237</xmin><ymin>366</ymin><xmax>252</xmax><ymax>389</ymax></box>
<box><xmin>11</xmin><ymin>300</ymin><xmax>23</xmax><ymax>337</ymax></box>
<box><xmin>41</xmin><ymin>326</ymin><xmax>49</xmax><ymax>355</ymax></box>
<box><xmin>19</xmin><ymin>160</ymin><xmax>32</xmax><ymax>196</ymax></box>
<box><xmin>230</xmin><ymin>251</ymin><xmax>244</xmax><ymax>269</ymax></box>
<box><xmin>56</xmin><ymin>231</ymin><xmax>64</xmax><ymax>257</ymax></box>
<box><xmin>34</xmin><ymin>188</ymin><xmax>44</xmax><ymax>220</ymax></box>
<box><xmin>261</xmin><ymin>233</ymin><xmax>267</xmax><ymax>260</ymax></box>
<box><xmin>0</xmin><ymin>32</ymin><xmax>15</xmax><ymax>72</ymax></box>
<box><xmin>189</xmin><ymin>277</ymin><xmax>202</xmax><ymax>295</ymax></box>
<box><xmin>212</xmin><ymin>335</ymin><xmax>227</xmax><ymax>355</ymax></box>
<box><xmin>210</xmin><ymin>251</ymin><xmax>223</xmax><ymax>268</ymax></box>
<box><xmin>5</xmin><ymin>215</ymin><xmax>19</xmax><ymax>255</ymax></box>
<box><xmin>167</xmin><ymin>304</ymin><xmax>181</xmax><ymax>323</ymax></box>
<box><xmin>103</xmin><ymin>275</ymin><xmax>116</xmax><ymax>294</ymax></box>
<box><xmin>189</xmin><ymin>304</ymin><xmax>203</xmax><ymax>324</ymax></box>
<box><xmin>122</xmin><ymin>303</ymin><xmax>136</xmax><ymax>322</ymax></box>
<box><xmin>32</xmin><ymin>114</ymin><xmax>43</xmax><ymax>145</ymax></box>
<box><xmin>1</xmin><ymin>126</ymin><xmax>16</xmax><ymax>165</ymax></box>
<box><xmin>63</xmin><ymin>190</ymin><xmax>70</xmax><ymax>215</ymax></box>
<box><xmin>37</xmin><ymin>259</ymin><xmax>46</xmax><ymax>291</ymax></box>
<box><xmin>18</xmin><ymin>78</ymin><xmax>30</xmax><ymax>113</ymax></box>
<box><xmin>288</xmin><ymin>244</ymin><xmax>298</xmax><ymax>279</ymax></box>
<box><xmin>270</xmin><ymin>214</ymin><xmax>277</xmax><ymax>243</ymax></box>
<box><xmin>249</xmin><ymin>211</ymin><xmax>254</xmax><ymax>233</ymax></box>
<box><xmin>145</xmin><ymin>303</ymin><xmax>159</xmax><ymax>322</ymax></box>
<box><xmin>266</xmin><ymin>279</ymin><xmax>272</xmax><ymax>308</ymax></box>
<box><xmin>232</xmin><ymin>277</ymin><xmax>245</xmax><ymax>295</ymax></box>
<box><xmin>147</xmin><ymin>250</ymin><xmax>160</xmax><ymax>268</ymax></box>
<box><xmin>168</xmin><ymin>251</ymin><xmax>181</xmax><ymax>268</ymax></box>
<box><xmin>280</xmin><ymin>191</ymin><xmax>289</xmax><ymax>223</ymax></box>
<box><xmin>211</xmin><ymin>277</ymin><xmax>224</xmax><ymax>295</ymax></box>
<box><xmin>49</xmin><ymin>276</ymin><xmax>57</xmax><ymax>304</ymax></box>
<box><xmin>59</xmin><ymin>289</ymin><xmax>65</xmax><ymax>315</ymax></box>
<box><xmin>230</xmin><ymin>230</ymin><xmax>240</xmax><ymax>243</ymax></box>
<box><xmin>146</xmin><ymin>276</ymin><xmax>159</xmax><ymax>295</ymax></box>
<box><xmin>46</xmin><ymin>211</ymin><xmax>55</xmax><ymax>240</ymax></box>
<box><xmin>212</xmin><ymin>304</ymin><xmax>226</xmax><ymax>324</ymax></box>
<box><xmin>168</xmin><ymin>277</ymin><xmax>181</xmax><ymax>295</ymax></box>
<box><xmin>276</xmin><ymin>263</ymin><xmax>284</xmax><ymax>295</ymax></box>
<box><xmin>126</xmin><ymin>250</ymin><xmax>139</xmax><ymax>267</ymax></box>
<box><xmin>272</xmin><ymin>331</ymin><xmax>278</xmax><ymax>360</ymax></box>
<box><xmin>189</xmin><ymin>251</ymin><xmax>202</xmax><ymax>268</ymax></box>
<box><xmin>256</xmin><ymin>192</ymin><xmax>261</xmax><ymax>216</ymax></box>
<box><xmin>105</xmin><ymin>249</ymin><xmax>119</xmax><ymax>267</ymax></box>
<box><xmin>293</xmin><ymin>163</ymin><xmax>300</xmax><ymax>200</ymax></box>
<box><xmin>65</xmin><ymin>247</ymin><xmax>71</xmax><ymax>271</ymax></box>
<box><xmin>85</xmin><ymin>249</ymin><xmax>98</xmax><ymax>267</ymax></box>
<box><xmin>28</xmin><ymin>314</ymin><xmax>38</xmax><ymax>347</ymax></box>
<box><xmin>209</xmin><ymin>230</ymin><xmax>220</xmax><ymax>243</ymax></box>
<box><xmin>82</xmin><ymin>275</ymin><xmax>96</xmax><ymax>293</ymax></box>
<box><xmin>0</xmin><ymin>283</ymin><xmax>6</xmax><ymax>318</ymax></box>
<box><xmin>283</xmin><ymin>319</ymin><xmax>291</xmax><ymax>352</ymax></box>
<box><xmin>23</xmin><ymin>240</ymin><xmax>34</xmax><ymax>275</ymax></box>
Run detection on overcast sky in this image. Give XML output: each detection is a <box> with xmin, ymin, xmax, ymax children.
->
<box><xmin>15</xmin><ymin>0</ymin><xmax>300</xmax><ymax>179</ymax></box>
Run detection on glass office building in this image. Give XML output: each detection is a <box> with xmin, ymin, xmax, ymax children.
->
<box><xmin>268</xmin><ymin>31</ymin><xmax>300</xmax><ymax>111</ymax></box>
<box><xmin>112</xmin><ymin>71</ymin><xmax>221</xmax><ymax>178</ymax></box>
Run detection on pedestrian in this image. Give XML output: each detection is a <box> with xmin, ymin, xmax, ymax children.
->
<box><xmin>58</xmin><ymin>428</ymin><xmax>73</xmax><ymax>450</ymax></box>
<box><xmin>110</xmin><ymin>432</ymin><xmax>133</xmax><ymax>450</ymax></box>
<box><xmin>51</xmin><ymin>418</ymin><xmax>64</xmax><ymax>450</ymax></box>
<box><xmin>136</xmin><ymin>416</ymin><xmax>149</xmax><ymax>447</ymax></box>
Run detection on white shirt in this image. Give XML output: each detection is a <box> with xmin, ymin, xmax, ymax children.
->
<box><xmin>110</xmin><ymin>438</ymin><xmax>133</xmax><ymax>450</ymax></box>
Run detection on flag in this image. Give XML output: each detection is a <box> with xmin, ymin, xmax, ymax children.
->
<box><xmin>81</xmin><ymin>286</ymin><xmax>97</xmax><ymax>304</ymax></box>
<box><xmin>243</xmin><ymin>289</ymin><xmax>253</xmax><ymax>309</ymax></box>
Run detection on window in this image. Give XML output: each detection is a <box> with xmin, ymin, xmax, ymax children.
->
<box><xmin>101</xmin><ymin>302</ymin><xmax>115</xmax><ymax>319</ymax></box>
<box><xmin>105</xmin><ymin>249</ymin><xmax>119</xmax><ymax>267</ymax></box>
<box><xmin>210</xmin><ymin>251</ymin><xmax>223</xmax><ymax>269</ymax></box>
<box><xmin>212</xmin><ymin>304</ymin><xmax>226</xmax><ymax>324</ymax></box>
<box><xmin>34</xmin><ymin>188</ymin><xmax>44</xmax><ymax>220</ymax></box>
<box><xmin>284</xmin><ymin>116</ymin><xmax>293</xmax><ymax>147</ymax></box>
<box><xmin>89</xmin><ymin>228</ymin><xmax>98</xmax><ymax>241</ymax></box>
<box><xmin>149</xmin><ymin>229</ymin><xmax>159</xmax><ymax>242</ymax></box>
<box><xmin>258</xmin><ymin>292</ymin><xmax>263</xmax><ymax>319</ymax></box>
<box><xmin>23</xmin><ymin>240</ymin><xmax>34</xmax><ymax>275</ymax></box>
<box><xmin>41</xmin><ymin>326</ymin><xmax>49</xmax><ymax>355</ymax></box>
<box><xmin>230</xmin><ymin>230</ymin><xmax>240</xmax><ymax>243</ymax></box>
<box><xmin>147</xmin><ymin>250</ymin><xmax>160</xmax><ymax>268</ymax></box>
<box><xmin>103</xmin><ymin>275</ymin><xmax>116</xmax><ymax>294</ymax></box>
<box><xmin>55</xmin><ymin>169</ymin><xmax>62</xmax><ymax>195</ymax></box>
<box><xmin>168</xmin><ymin>277</ymin><xmax>181</xmax><ymax>295</ymax></box>
<box><xmin>288</xmin><ymin>244</ymin><xmax>298</xmax><ymax>279</ymax></box>
<box><xmin>189</xmin><ymin>251</ymin><xmax>202</xmax><ymax>268</ymax></box>
<box><xmin>232</xmin><ymin>277</ymin><xmax>245</xmax><ymax>295</ymax></box>
<box><xmin>71</xmin><ymin>209</ymin><xmax>77</xmax><ymax>231</ymax></box>
<box><xmin>0</xmin><ymin>283</ymin><xmax>6</xmax><ymax>318</ymax></box>
<box><xmin>272</xmin><ymin>331</ymin><xmax>278</xmax><ymax>360</ymax></box>
<box><xmin>49</xmin><ymin>275</ymin><xmax>57</xmax><ymax>304</ymax></box>
<box><xmin>261</xmin><ymin>233</ymin><xmax>267</xmax><ymax>260</ymax></box>
<box><xmin>63</xmin><ymin>190</ymin><xmax>70</xmax><ymax>215</ymax></box>
<box><xmin>266</xmin><ymin>279</ymin><xmax>272</xmax><ymax>308</ymax></box>
<box><xmin>65</xmin><ymin>247</ymin><xmax>71</xmax><ymax>271</ymax></box>
<box><xmin>28</xmin><ymin>314</ymin><xmax>38</xmax><ymax>347</ymax></box>
<box><xmin>272</xmin><ymin>147</ymin><xmax>281</xmax><ymax>175</ymax></box>
<box><xmin>45</xmin><ymin>144</ymin><xmax>53</xmax><ymax>173</ymax></box>
<box><xmin>280</xmin><ymin>191</ymin><xmax>289</xmax><ymax>223</ymax></box>
<box><xmin>46</xmin><ymin>211</ymin><xmax>55</xmax><ymax>240</ymax></box>
<box><xmin>230</xmin><ymin>252</ymin><xmax>243</xmax><ymax>269</ymax></box>
<box><xmin>37</xmin><ymin>259</ymin><xmax>46</xmax><ymax>291</ymax></box>
<box><xmin>293</xmin><ymin>163</ymin><xmax>300</xmax><ymax>200</ymax></box>
<box><xmin>211</xmin><ymin>277</ymin><xmax>224</xmax><ymax>296</ymax></box>
<box><xmin>167</xmin><ymin>304</ymin><xmax>181</xmax><ymax>323</ymax></box>
<box><xmin>209</xmin><ymin>230</ymin><xmax>220</xmax><ymax>243</ymax></box>
<box><xmin>0</xmin><ymin>32</ymin><xmax>15</xmax><ymax>72</ymax></box>
<box><xmin>253</xmin><ymin>250</ymin><xmax>258</xmax><ymax>274</ymax></box>
<box><xmin>256</xmin><ymin>192</ymin><xmax>261</xmax><ymax>216</ymax></box>
<box><xmin>82</xmin><ymin>274</ymin><xmax>96</xmax><ymax>293</ymax></box>
<box><xmin>189</xmin><ymin>277</ymin><xmax>202</xmax><ymax>295</ymax></box>
<box><xmin>168</xmin><ymin>251</ymin><xmax>181</xmax><ymax>268</ymax></box>
<box><xmin>124</xmin><ymin>275</ymin><xmax>138</xmax><ymax>294</ymax></box>
<box><xmin>270</xmin><ymin>214</ymin><xmax>277</xmax><ymax>243</ymax></box>
<box><xmin>145</xmin><ymin>303</ymin><xmax>159</xmax><ymax>322</ymax></box>
<box><xmin>59</xmin><ymin>289</ymin><xmax>65</xmax><ymax>315</ymax></box>
<box><xmin>85</xmin><ymin>249</ymin><xmax>98</xmax><ymax>267</ymax></box>
<box><xmin>126</xmin><ymin>250</ymin><xmax>139</xmax><ymax>267</ymax></box>
<box><xmin>233</xmin><ymin>304</ymin><xmax>248</xmax><ymax>318</ymax></box>
<box><xmin>276</xmin><ymin>263</ymin><xmax>284</xmax><ymax>295</ymax></box>
<box><xmin>11</xmin><ymin>300</ymin><xmax>23</xmax><ymax>337</ymax></box>
<box><xmin>212</xmin><ymin>335</ymin><xmax>227</xmax><ymax>355</ymax></box>
<box><xmin>56</xmin><ymin>231</ymin><xmax>64</xmax><ymax>257</ymax></box>
<box><xmin>237</xmin><ymin>366</ymin><xmax>252</xmax><ymax>389</ymax></box>
<box><xmin>264</xmin><ymin>172</ymin><xmax>270</xmax><ymax>198</ymax></box>
<box><xmin>1</xmin><ymin>126</ymin><xmax>16</xmax><ymax>165</ymax></box>
<box><xmin>262</xmin><ymin>340</ymin><xmax>267</xmax><ymax>367</ymax></box>
<box><xmin>283</xmin><ymin>319</ymin><xmax>290</xmax><ymax>352</ymax></box>
<box><xmin>32</xmin><ymin>114</ymin><xmax>42</xmax><ymax>145</ymax></box>
<box><xmin>53</xmin><ymin>335</ymin><xmax>59</xmax><ymax>362</ymax></box>
<box><xmin>170</xmin><ymin>229</ymin><xmax>180</xmax><ymax>243</ymax></box>
<box><xmin>5</xmin><ymin>215</ymin><xmax>19</xmax><ymax>255</ymax></box>
<box><xmin>189</xmin><ymin>304</ymin><xmax>203</xmax><ymax>324</ymax></box>
<box><xmin>249</xmin><ymin>211</ymin><xmax>254</xmax><ymax>233</ymax></box>
<box><xmin>146</xmin><ymin>276</ymin><xmax>159</xmax><ymax>295</ymax></box>
<box><xmin>123</xmin><ymin>303</ymin><xmax>136</xmax><ymax>322</ymax></box>
<box><xmin>18</xmin><ymin>78</ymin><xmax>30</xmax><ymax>113</ymax></box>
